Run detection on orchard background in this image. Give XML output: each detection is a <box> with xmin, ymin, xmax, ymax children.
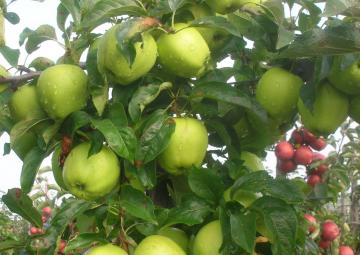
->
<box><xmin>0</xmin><ymin>0</ymin><xmax>359</xmax><ymax>255</ymax></box>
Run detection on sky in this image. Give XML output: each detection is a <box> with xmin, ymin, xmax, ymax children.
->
<box><xmin>0</xmin><ymin>1</ymin><xmax>333</xmax><ymax>193</ymax></box>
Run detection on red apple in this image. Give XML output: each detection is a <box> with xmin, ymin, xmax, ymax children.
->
<box><xmin>304</xmin><ymin>213</ymin><xmax>317</xmax><ymax>233</ymax></box>
<box><xmin>42</xmin><ymin>207</ymin><xmax>52</xmax><ymax>217</ymax></box>
<box><xmin>295</xmin><ymin>146</ymin><xmax>313</xmax><ymax>165</ymax></box>
<box><xmin>291</xmin><ymin>129</ymin><xmax>304</xmax><ymax>145</ymax></box>
<box><xmin>313</xmin><ymin>164</ymin><xmax>329</xmax><ymax>175</ymax></box>
<box><xmin>29</xmin><ymin>227</ymin><xmax>38</xmax><ymax>235</ymax></box>
<box><xmin>319</xmin><ymin>239</ymin><xmax>331</xmax><ymax>249</ymax></box>
<box><xmin>339</xmin><ymin>246</ymin><xmax>354</xmax><ymax>255</ymax></box>
<box><xmin>58</xmin><ymin>240</ymin><xmax>67</xmax><ymax>254</ymax></box>
<box><xmin>275</xmin><ymin>141</ymin><xmax>294</xmax><ymax>160</ymax></box>
<box><xmin>310</xmin><ymin>137</ymin><xmax>327</xmax><ymax>151</ymax></box>
<box><xmin>302</xmin><ymin>128</ymin><xmax>316</xmax><ymax>144</ymax></box>
<box><xmin>42</xmin><ymin>215</ymin><xmax>48</xmax><ymax>223</ymax></box>
<box><xmin>307</xmin><ymin>174</ymin><xmax>322</xmax><ymax>187</ymax></box>
<box><xmin>312</xmin><ymin>152</ymin><xmax>326</xmax><ymax>161</ymax></box>
<box><xmin>321</xmin><ymin>220</ymin><xmax>340</xmax><ymax>241</ymax></box>
<box><xmin>277</xmin><ymin>159</ymin><xmax>297</xmax><ymax>173</ymax></box>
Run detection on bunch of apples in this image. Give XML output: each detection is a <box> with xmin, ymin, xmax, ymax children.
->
<box><xmin>275</xmin><ymin>127</ymin><xmax>329</xmax><ymax>186</ymax></box>
<box><xmin>29</xmin><ymin>207</ymin><xmax>52</xmax><ymax>235</ymax></box>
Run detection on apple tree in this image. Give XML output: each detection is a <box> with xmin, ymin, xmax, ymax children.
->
<box><xmin>0</xmin><ymin>0</ymin><xmax>359</xmax><ymax>254</ymax></box>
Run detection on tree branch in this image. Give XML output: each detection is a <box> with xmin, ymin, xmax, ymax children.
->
<box><xmin>0</xmin><ymin>71</ymin><xmax>41</xmax><ymax>90</ymax></box>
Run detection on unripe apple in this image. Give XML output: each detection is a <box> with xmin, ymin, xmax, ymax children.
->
<box><xmin>321</xmin><ymin>220</ymin><xmax>340</xmax><ymax>241</ymax></box>
<box><xmin>297</xmin><ymin>82</ymin><xmax>349</xmax><ymax>135</ymax></box>
<box><xmin>275</xmin><ymin>141</ymin><xmax>294</xmax><ymax>160</ymax></box>
<box><xmin>9</xmin><ymin>84</ymin><xmax>46</xmax><ymax>122</ymax></box>
<box><xmin>310</xmin><ymin>137</ymin><xmax>327</xmax><ymax>151</ymax></box>
<box><xmin>85</xmin><ymin>244</ymin><xmax>128</xmax><ymax>255</ymax></box>
<box><xmin>319</xmin><ymin>239</ymin><xmax>331</xmax><ymax>250</ymax></box>
<box><xmin>97</xmin><ymin>24</ymin><xmax>157</xmax><ymax>85</ymax></box>
<box><xmin>63</xmin><ymin>143</ymin><xmax>120</xmax><ymax>200</ymax></box>
<box><xmin>349</xmin><ymin>96</ymin><xmax>360</xmax><ymax>124</ymax></box>
<box><xmin>158</xmin><ymin>227</ymin><xmax>189</xmax><ymax>252</ymax></box>
<box><xmin>307</xmin><ymin>174</ymin><xmax>321</xmax><ymax>187</ymax></box>
<box><xmin>304</xmin><ymin>214</ymin><xmax>316</xmax><ymax>233</ymax></box>
<box><xmin>134</xmin><ymin>235</ymin><xmax>186</xmax><ymax>255</ymax></box>
<box><xmin>193</xmin><ymin>220</ymin><xmax>222</xmax><ymax>255</ymax></box>
<box><xmin>158</xmin><ymin>118</ymin><xmax>208</xmax><ymax>175</ymax></box>
<box><xmin>277</xmin><ymin>159</ymin><xmax>296</xmax><ymax>173</ymax></box>
<box><xmin>240</xmin><ymin>151</ymin><xmax>264</xmax><ymax>171</ymax></box>
<box><xmin>294</xmin><ymin>146</ymin><xmax>313</xmax><ymax>165</ymax></box>
<box><xmin>328</xmin><ymin>58</ymin><xmax>360</xmax><ymax>95</ymax></box>
<box><xmin>256</xmin><ymin>67</ymin><xmax>303</xmax><ymax>122</ymax></box>
<box><xmin>339</xmin><ymin>246</ymin><xmax>354</xmax><ymax>255</ymax></box>
<box><xmin>223</xmin><ymin>188</ymin><xmax>260</xmax><ymax>207</ymax></box>
<box><xmin>157</xmin><ymin>23</ymin><xmax>210</xmax><ymax>78</ymax></box>
<box><xmin>205</xmin><ymin>0</ymin><xmax>243</xmax><ymax>14</ymax></box>
<box><xmin>37</xmin><ymin>64</ymin><xmax>88</xmax><ymax>119</ymax></box>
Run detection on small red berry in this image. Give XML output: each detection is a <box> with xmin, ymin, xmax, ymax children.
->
<box><xmin>58</xmin><ymin>240</ymin><xmax>67</xmax><ymax>253</ymax></box>
<box><xmin>321</xmin><ymin>220</ymin><xmax>340</xmax><ymax>241</ymax></box>
<box><xmin>275</xmin><ymin>141</ymin><xmax>295</xmax><ymax>160</ymax></box>
<box><xmin>42</xmin><ymin>207</ymin><xmax>52</xmax><ymax>217</ymax></box>
<box><xmin>294</xmin><ymin>146</ymin><xmax>313</xmax><ymax>165</ymax></box>
<box><xmin>277</xmin><ymin>159</ymin><xmax>297</xmax><ymax>173</ymax></box>
<box><xmin>30</xmin><ymin>227</ymin><xmax>38</xmax><ymax>235</ymax></box>
<box><xmin>42</xmin><ymin>215</ymin><xmax>48</xmax><ymax>223</ymax></box>
<box><xmin>307</xmin><ymin>174</ymin><xmax>322</xmax><ymax>187</ymax></box>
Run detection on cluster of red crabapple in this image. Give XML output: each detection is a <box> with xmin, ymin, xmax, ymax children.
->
<box><xmin>275</xmin><ymin>127</ymin><xmax>329</xmax><ymax>186</ymax></box>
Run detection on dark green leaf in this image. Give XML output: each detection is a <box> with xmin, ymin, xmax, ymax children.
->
<box><xmin>65</xmin><ymin>233</ymin><xmax>107</xmax><ymax>253</ymax></box>
<box><xmin>231</xmin><ymin>171</ymin><xmax>272</xmax><ymax>195</ymax></box>
<box><xmin>230</xmin><ymin>211</ymin><xmax>256</xmax><ymax>253</ymax></box>
<box><xmin>188</xmin><ymin>167</ymin><xmax>225</xmax><ymax>204</ymax></box>
<box><xmin>20</xmin><ymin>146</ymin><xmax>46</xmax><ymax>194</ymax></box>
<box><xmin>2</xmin><ymin>188</ymin><xmax>42</xmax><ymax>227</ymax></box>
<box><xmin>129</xmin><ymin>82</ymin><xmax>172</xmax><ymax>122</ymax></box>
<box><xmin>57</xmin><ymin>3</ymin><xmax>70</xmax><ymax>32</ymax></box>
<box><xmin>60</xmin><ymin>0</ymin><xmax>81</xmax><ymax>27</ymax></box>
<box><xmin>0</xmin><ymin>240</ymin><xmax>26</xmax><ymax>252</ymax></box>
<box><xmin>191</xmin><ymin>16</ymin><xmax>242</xmax><ymax>37</ymax></box>
<box><xmin>276</xmin><ymin>25</ymin><xmax>294</xmax><ymax>49</ymax></box>
<box><xmin>4</xmin><ymin>12</ymin><xmax>19</xmax><ymax>24</ymax></box>
<box><xmin>62</xmin><ymin>111</ymin><xmax>91</xmax><ymax>135</ymax></box>
<box><xmin>0</xmin><ymin>45</ymin><xmax>19</xmax><ymax>66</ymax></box>
<box><xmin>105</xmin><ymin>101</ymin><xmax>128</xmax><ymax>128</ymax></box>
<box><xmin>120</xmin><ymin>185</ymin><xmax>156</xmax><ymax>223</ymax></box>
<box><xmin>267</xmin><ymin>178</ymin><xmax>305</xmax><ymax>204</ymax></box>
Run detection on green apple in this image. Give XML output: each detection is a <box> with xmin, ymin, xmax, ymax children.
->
<box><xmin>205</xmin><ymin>0</ymin><xmax>243</xmax><ymax>14</ymax></box>
<box><xmin>157</xmin><ymin>23</ymin><xmax>210</xmax><ymax>78</ymax></box>
<box><xmin>85</xmin><ymin>244</ymin><xmax>127</xmax><ymax>255</ymax></box>
<box><xmin>349</xmin><ymin>96</ymin><xmax>360</xmax><ymax>124</ymax></box>
<box><xmin>158</xmin><ymin>227</ymin><xmax>189</xmax><ymax>252</ymax></box>
<box><xmin>240</xmin><ymin>151</ymin><xmax>264</xmax><ymax>171</ymax></box>
<box><xmin>0</xmin><ymin>65</ymin><xmax>9</xmax><ymax>92</ymax></box>
<box><xmin>328</xmin><ymin>58</ymin><xmax>360</xmax><ymax>95</ymax></box>
<box><xmin>51</xmin><ymin>146</ymin><xmax>67</xmax><ymax>190</ymax></box>
<box><xmin>297</xmin><ymin>82</ymin><xmax>349</xmax><ymax>135</ymax></box>
<box><xmin>223</xmin><ymin>188</ymin><xmax>260</xmax><ymax>207</ymax></box>
<box><xmin>9</xmin><ymin>84</ymin><xmax>46</xmax><ymax>122</ymax></box>
<box><xmin>256</xmin><ymin>67</ymin><xmax>303</xmax><ymax>122</ymax></box>
<box><xmin>10</xmin><ymin>126</ymin><xmax>37</xmax><ymax>160</ymax></box>
<box><xmin>63</xmin><ymin>142</ymin><xmax>120</xmax><ymax>200</ymax></box>
<box><xmin>158</xmin><ymin>117</ymin><xmax>208</xmax><ymax>175</ymax></box>
<box><xmin>37</xmin><ymin>64</ymin><xmax>88</xmax><ymax>119</ymax></box>
<box><xmin>97</xmin><ymin>24</ymin><xmax>157</xmax><ymax>85</ymax></box>
<box><xmin>134</xmin><ymin>235</ymin><xmax>186</xmax><ymax>255</ymax></box>
<box><xmin>193</xmin><ymin>220</ymin><xmax>222</xmax><ymax>255</ymax></box>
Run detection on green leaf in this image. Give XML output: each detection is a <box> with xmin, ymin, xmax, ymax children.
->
<box><xmin>2</xmin><ymin>188</ymin><xmax>42</xmax><ymax>227</ymax></box>
<box><xmin>65</xmin><ymin>233</ymin><xmax>107</xmax><ymax>253</ymax></box>
<box><xmin>231</xmin><ymin>171</ymin><xmax>272</xmax><ymax>195</ymax></box>
<box><xmin>56</xmin><ymin>3</ymin><xmax>70</xmax><ymax>32</ymax></box>
<box><xmin>190</xmin><ymin>16</ymin><xmax>242</xmax><ymax>37</ymax></box>
<box><xmin>62</xmin><ymin>111</ymin><xmax>92</xmax><ymax>135</ymax></box>
<box><xmin>251</xmin><ymin>197</ymin><xmax>298</xmax><ymax>255</ymax></box>
<box><xmin>188</xmin><ymin>167</ymin><xmax>225</xmax><ymax>205</ymax></box>
<box><xmin>91</xmin><ymin>119</ymin><xmax>136</xmax><ymax>161</ymax></box>
<box><xmin>0</xmin><ymin>45</ymin><xmax>19</xmax><ymax>66</ymax></box>
<box><xmin>42</xmin><ymin>120</ymin><xmax>62</xmax><ymax>145</ymax></box>
<box><xmin>60</xmin><ymin>0</ymin><xmax>81</xmax><ymax>27</ymax></box>
<box><xmin>4</xmin><ymin>12</ymin><xmax>19</xmax><ymax>24</ymax></box>
<box><xmin>105</xmin><ymin>101</ymin><xmax>128</xmax><ymax>128</ymax></box>
<box><xmin>163</xmin><ymin>195</ymin><xmax>211</xmax><ymax>227</ymax></box>
<box><xmin>322</xmin><ymin>0</ymin><xmax>352</xmax><ymax>17</ymax></box>
<box><xmin>129</xmin><ymin>82</ymin><xmax>172</xmax><ymax>122</ymax></box>
<box><xmin>136</xmin><ymin>110</ymin><xmax>175</xmax><ymax>164</ymax></box>
<box><xmin>120</xmin><ymin>185</ymin><xmax>156</xmax><ymax>223</ymax></box>
<box><xmin>80</xmin><ymin>0</ymin><xmax>146</xmax><ymax>30</ymax></box>
<box><xmin>267</xmin><ymin>178</ymin><xmax>305</xmax><ymax>204</ymax></box>
<box><xmin>20</xmin><ymin>146</ymin><xmax>46</xmax><ymax>194</ymax></box>
<box><xmin>276</xmin><ymin>25</ymin><xmax>294</xmax><ymax>49</ymax></box>
<box><xmin>20</xmin><ymin>25</ymin><xmax>57</xmax><ymax>54</ymax></box>
<box><xmin>167</xmin><ymin>0</ymin><xmax>187</xmax><ymax>11</ymax></box>
<box><xmin>0</xmin><ymin>240</ymin><xmax>26</xmax><ymax>252</ymax></box>
<box><xmin>191</xmin><ymin>82</ymin><xmax>267</xmax><ymax>123</ymax></box>
<box><xmin>230</xmin><ymin>211</ymin><xmax>256</xmax><ymax>253</ymax></box>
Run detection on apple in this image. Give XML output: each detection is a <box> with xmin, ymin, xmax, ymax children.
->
<box><xmin>307</xmin><ymin>174</ymin><xmax>321</xmax><ymax>187</ymax></box>
<box><xmin>0</xmin><ymin>65</ymin><xmax>9</xmax><ymax>92</ymax></box>
<box><xmin>10</xmin><ymin>127</ymin><xmax>37</xmax><ymax>160</ymax></box>
<box><xmin>294</xmin><ymin>146</ymin><xmax>313</xmax><ymax>165</ymax></box>
<box><xmin>291</xmin><ymin>129</ymin><xmax>304</xmax><ymax>145</ymax></box>
<box><xmin>297</xmin><ymin>82</ymin><xmax>349</xmax><ymax>135</ymax></box>
<box><xmin>319</xmin><ymin>239</ymin><xmax>331</xmax><ymax>250</ymax></box>
<box><xmin>9</xmin><ymin>84</ymin><xmax>46</xmax><ymax>122</ymax></box>
<box><xmin>275</xmin><ymin>141</ymin><xmax>294</xmax><ymax>160</ymax></box>
<box><xmin>328</xmin><ymin>58</ymin><xmax>360</xmax><ymax>95</ymax></box>
<box><xmin>193</xmin><ymin>220</ymin><xmax>222</xmax><ymax>255</ymax></box>
<box><xmin>58</xmin><ymin>240</ymin><xmax>66</xmax><ymax>254</ymax></box>
<box><xmin>339</xmin><ymin>246</ymin><xmax>354</xmax><ymax>255</ymax></box>
<box><xmin>134</xmin><ymin>235</ymin><xmax>186</xmax><ymax>255</ymax></box>
<box><xmin>277</xmin><ymin>159</ymin><xmax>296</xmax><ymax>173</ymax></box>
<box><xmin>240</xmin><ymin>151</ymin><xmax>264</xmax><ymax>171</ymax></box>
<box><xmin>304</xmin><ymin>214</ymin><xmax>316</xmax><ymax>233</ymax></box>
<box><xmin>158</xmin><ymin>227</ymin><xmax>189</xmax><ymax>252</ymax></box>
<box><xmin>223</xmin><ymin>188</ymin><xmax>260</xmax><ymax>207</ymax></box>
<box><xmin>310</xmin><ymin>137</ymin><xmax>326</xmax><ymax>151</ymax></box>
<box><xmin>97</xmin><ymin>24</ymin><xmax>157</xmax><ymax>85</ymax></box>
<box><xmin>302</xmin><ymin>128</ymin><xmax>316</xmax><ymax>144</ymax></box>
<box><xmin>321</xmin><ymin>220</ymin><xmax>340</xmax><ymax>241</ymax></box>
<box><xmin>51</xmin><ymin>146</ymin><xmax>68</xmax><ymax>190</ymax></box>
<box><xmin>158</xmin><ymin>117</ymin><xmax>208</xmax><ymax>175</ymax></box>
<box><xmin>157</xmin><ymin>23</ymin><xmax>210</xmax><ymax>78</ymax></box>
<box><xmin>42</xmin><ymin>207</ymin><xmax>51</xmax><ymax>217</ymax></box>
<box><xmin>63</xmin><ymin>142</ymin><xmax>120</xmax><ymax>200</ymax></box>
<box><xmin>256</xmin><ymin>67</ymin><xmax>303</xmax><ymax>122</ymax></box>
<box><xmin>349</xmin><ymin>96</ymin><xmax>360</xmax><ymax>124</ymax></box>
<box><xmin>205</xmin><ymin>0</ymin><xmax>243</xmax><ymax>14</ymax></box>
<box><xmin>313</xmin><ymin>164</ymin><xmax>329</xmax><ymax>175</ymax></box>
<box><xmin>29</xmin><ymin>227</ymin><xmax>39</xmax><ymax>235</ymax></box>
<box><xmin>36</xmin><ymin>64</ymin><xmax>88</xmax><ymax>119</ymax></box>
<box><xmin>312</xmin><ymin>152</ymin><xmax>325</xmax><ymax>161</ymax></box>
<box><xmin>85</xmin><ymin>244</ymin><xmax>127</xmax><ymax>255</ymax></box>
